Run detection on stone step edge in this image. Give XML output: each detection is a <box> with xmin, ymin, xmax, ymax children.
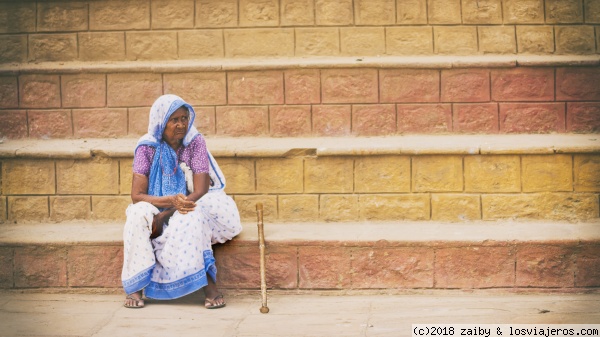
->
<box><xmin>1</xmin><ymin>55</ymin><xmax>599</xmax><ymax>75</ymax></box>
<box><xmin>1</xmin><ymin>134</ymin><xmax>599</xmax><ymax>159</ymax></box>
<box><xmin>1</xmin><ymin>220</ymin><xmax>599</xmax><ymax>246</ymax></box>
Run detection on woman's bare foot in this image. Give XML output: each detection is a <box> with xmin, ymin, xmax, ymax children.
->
<box><xmin>203</xmin><ymin>277</ymin><xmax>226</xmax><ymax>309</ymax></box>
<box><xmin>124</xmin><ymin>291</ymin><xmax>144</xmax><ymax>308</ymax></box>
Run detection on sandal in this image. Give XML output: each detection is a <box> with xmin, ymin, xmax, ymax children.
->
<box><xmin>124</xmin><ymin>294</ymin><xmax>145</xmax><ymax>309</ymax></box>
<box><xmin>205</xmin><ymin>294</ymin><xmax>226</xmax><ymax>309</ymax></box>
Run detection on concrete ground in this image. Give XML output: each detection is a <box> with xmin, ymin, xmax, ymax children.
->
<box><xmin>0</xmin><ymin>290</ymin><xmax>599</xmax><ymax>337</ymax></box>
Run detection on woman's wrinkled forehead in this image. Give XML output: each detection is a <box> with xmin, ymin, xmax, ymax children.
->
<box><xmin>169</xmin><ymin>106</ymin><xmax>189</xmax><ymax>119</ymax></box>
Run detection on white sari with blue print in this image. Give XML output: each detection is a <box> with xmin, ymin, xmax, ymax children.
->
<box><xmin>121</xmin><ymin>95</ymin><xmax>241</xmax><ymax>300</ymax></box>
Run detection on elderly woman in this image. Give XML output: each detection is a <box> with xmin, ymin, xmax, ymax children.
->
<box><xmin>121</xmin><ymin>94</ymin><xmax>242</xmax><ymax>309</ymax></box>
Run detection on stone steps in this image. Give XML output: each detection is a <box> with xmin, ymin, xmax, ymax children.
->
<box><xmin>1</xmin><ymin>220</ymin><xmax>599</xmax><ymax>291</ymax></box>
<box><xmin>1</xmin><ymin>134</ymin><xmax>599</xmax><ymax>224</ymax></box>
<box><xmin>2</xmin><ymin>0</ymin><xmax>599</xmax><ymax>296</ymax></box>
<box><xmin>2</xmin><ymin>135</ymin><xmax>597</xmax><ymax>292</ymax></box>
<box><xmin>2</xmin><ymin>56</ymin><xmax>600</xmax><ymax>139</ymax></box>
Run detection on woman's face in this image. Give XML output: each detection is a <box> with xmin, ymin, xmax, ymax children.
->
<box><xmin>163</xmin><ymin>107</ymin><xmax>189</xmax><ymax>145</ymax></box>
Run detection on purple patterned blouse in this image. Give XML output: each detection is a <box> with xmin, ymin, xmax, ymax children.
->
<box><xmin>133</xmin><ymin>135</ymin><xmax>210</xmax><ymax>176</ymax></box>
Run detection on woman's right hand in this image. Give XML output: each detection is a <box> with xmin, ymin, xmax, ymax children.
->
<box><xmin>172</xmin><ymin>193</ymin><xmax>196</xmax><ymax>214</ymax></box>
<box><xmin>150</xmin><ymin>212</ymin><xmax>165</xmax><ymax>239</ymax></box>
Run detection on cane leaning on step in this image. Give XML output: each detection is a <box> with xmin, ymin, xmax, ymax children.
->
<box><xmin>257</xmin><ymin>203</ymin><xmax>269</xmax><ymax>314</ymax></box>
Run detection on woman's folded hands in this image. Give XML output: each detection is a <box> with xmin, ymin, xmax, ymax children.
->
<box><xmin>172</xmin><ymin>193</ymin><xmax>196</xmax><ymax>214</ymax></box>
<box><xmin>150</xmin><ymin>194</ymin><xmax>197</xmax><ymax>239</ymax></box>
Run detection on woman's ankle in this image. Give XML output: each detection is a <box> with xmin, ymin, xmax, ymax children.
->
<box><xmin>203</xmin><ymin>278</ymin><xmax>220</xmax><ymax>298</ymax></box>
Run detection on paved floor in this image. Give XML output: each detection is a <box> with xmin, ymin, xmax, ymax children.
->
<box><xmin>0</xmin><ymin>290</ymin><xmax>599</xmax><ymax>337</ymax></box>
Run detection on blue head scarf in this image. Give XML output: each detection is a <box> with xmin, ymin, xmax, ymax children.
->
<box><xmin>135</xmin><ymin>94</ymin><xmax>226</xmax><ymax>199</ymax></box>
<box><xmin>136</xmin><ymin>94</ymin><xmax>196</xmax><ymax>198</ymax></box>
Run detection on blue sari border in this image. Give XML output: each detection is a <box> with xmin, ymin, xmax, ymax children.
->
<box><xmin>204</xmin><ymin>250</ymin><xmax>217</xmax><ymax>282</ymax></box>
<box><xmin>122</xmin><ymin>265</ymin><xmax>153</xmax><ymax>295</ymax></box>
<box><xmin>145</xmin><ymin>269</ymin><xmax>208</xmax><ymax>300</ymax></box>
<box><xmin>144</xmin><ymin>250</ymin><xmax>217</xmax><ymax>300</ymax></box>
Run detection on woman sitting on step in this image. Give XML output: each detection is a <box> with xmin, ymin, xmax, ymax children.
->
<box><xmin>121</xmin><ymin>94</ymin><xmax>242</xmax><ymax>309</ymax></box>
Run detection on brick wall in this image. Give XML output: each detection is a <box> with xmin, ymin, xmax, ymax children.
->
<box><xmin>0</xmin><ymin>0</ymin><xmax>599</xmax><ymax>225</ymax></box>
<box><xmin>0</xmin><ymin>0</ymin><xmax>599</xmax><ymax>63</ymax></box>
<box><xmin>1</xmin><ymin>153</ymin><xmax>599</xmax><ymax>223</ymax></box>
<box><xmin>1</xmin><ymin>66</ymin><xmax>599</xmax><ymax>139</ymax></box>
<box><xmin>1</xmin><ymin>0</ymin><xmax>599</xmax><ymax>139</ymax></box>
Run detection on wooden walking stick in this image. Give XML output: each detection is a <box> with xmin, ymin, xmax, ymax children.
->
<box><xmin>256</xmin><ymin>202</ymin><xmax>269</xmax><ymax>314</ymax></box>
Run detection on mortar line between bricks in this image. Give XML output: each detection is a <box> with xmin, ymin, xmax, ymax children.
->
<box><xmin>104</xmin><ymin>73</ymin><xmax>108</xmax><ymax>112</ymax></box>
<box><xmin>438</xmin><ymin>69</ymin><xmax>441</xmax><ymax>103</ymax></box>
<box><xmin>54</xmin><ymin>161</ymin><xmax>58</xmax><ymax>202</ymax></box>
<box><xmin>352</xmin><ymin>158</ymin><xmax>355</xmax><ymax>195</ymax></box>
<box><xmin>552</xmin><ymin>26</ymin><xmax>557</xmax><ymax>53</ymax></box>
<box><xmin>75</xmin><ymin>30</ymin><xmax>80</xmax><ymax>60</ymax></box>
<box><xmin>32</xmin><ymin>4</ymin><xmax>37</xmax><ymax>57</ymax></box>
<box><xmin>176</xmin><ymin>31</ymin><xmax>180</xmax><ymax>61</ymax></box>
<box><xmin>282</xmin><ymin>70</ymin><xmax>287</xmax><ymax>107</ymax></box>
<box><xmin>428</xmin><ymin>192</ymin><xmax>432</xmax><ymax>220</ymax></box>
<box><xmin>554</xmin><ymin>67</ymin><xmax>557</xmax><ymax>102</ymax></box>
<box><xmin>571</xmin><ymin>154</ymin><xmax>575</xmax><ymax>193</ymax></box>
<box><xmin>86</xmin><ymin>2</ymin><xmax>90</xmax><ymax>33</ymax></box>
<box><xmin>409</xmin><ymin>156</ymin><xmax>413</xmax><ymax>193</ymax></box>
<box><xmin>542</xmin><ymin>0</ymin><xmax>548</xmax><ymax>24</ymax></box>
<box><xmin>296</xmin><ymin>246</ymin><xmax>300</xmax><ymax>289</ymax></box>
<box><xmin>309</xmin><ymin>104</ymin><xmax>314</xmax><ymax>135</ymax></box>
<box><xmin>236</xmin><ymin>0</ymin><xmax>240</xmax><ymax>27</ymax></box>
<box><xmin>563</xmin><ymin>101</ymin><xmax>567</xmax><ymax>132</ymax></box>
<box><xmin>519</xmin><ymin>155</ymin><xmax>523</xmax><ymax>193</ymax></box>
<box><xmin>11</xmin><ymin>247</ymin><xmax>15</xmax><ymax>288</ymax></box>
<box><xmin>450</xmin><ymin>103</ymin><xmax>454</xmax><ymax>132</ymax></box>
<box><xmin>117</xmin><ymin>160</ymin><xmax>121</xmax><ymax>201</ymax></box>
<box><xmin>149</xmin><ymin>0</ymin><xmax>153</xmax><ymax>31</ymax></box>
<box><xmin>65</xmin><ymin>245</ymin><xmax>70</xmax><ymax>289</ymax></box>
<box><xmin>513</xmin><ymin>24</ymin><xmax>519</xmax><ymax>54</ymax></box>
<box><xmin>1</xmin><ymin>187</ymin><xmax>6</xmax><ymax>222</ymax></box>
<box><xmin>573</xmin><ymin>245</ymin><xmax>578</xmax><ymax>288</ymax></box>
<box><xmin>432</xmin><ymin>247</ymin><xmax>437</xmax><ymax>289</ymax></box>
<box><xmin>376</xmin><ymin>69</ymin><xmax>381</xmax><ymax>107</ymax></box>
<box><xmin>488</xmin><ymin>69</ymin><xmax>493</xmax><ymax>112</ymax></box>
<box><xmin>349</xmin><ymin>246</ymin><xmax>354</xmax><ymax>290</ymax></box>
<box><xmin>584</xmin><ymin>23</ymin><xmax>600</xmax><ymax>53</ymax></box>
<box><xmin>292</xmin><ymin>28</ymin><xmax>296</xmax><ymax>60</ymax></box>
<box><xmin>337</xmin><ymin>28</ymin><xmax>341</xmax><ymax>54</ymax></box>
<box><xmin>513</xmin><ymin>245</ymin><xmax>517</xmax><ymax>288</ymax></box>
<box><xmin>495</xmin><ymin>102</ymin><xmax>500</xmax><ymax>132</ymax></box>
<box><xmin>221</xmin><ymin>28</ymin><xmax>226</xmax><ymax>59</ymax></box>
<box><xmin>123</xmin><ymin>32</ymin><xmax>127</xmax><ymax>61</ymax></box>
<box><xmin>253</xmin><ymin>159</ymin><xmax>257</xmax><ymax>193</ymax></box>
